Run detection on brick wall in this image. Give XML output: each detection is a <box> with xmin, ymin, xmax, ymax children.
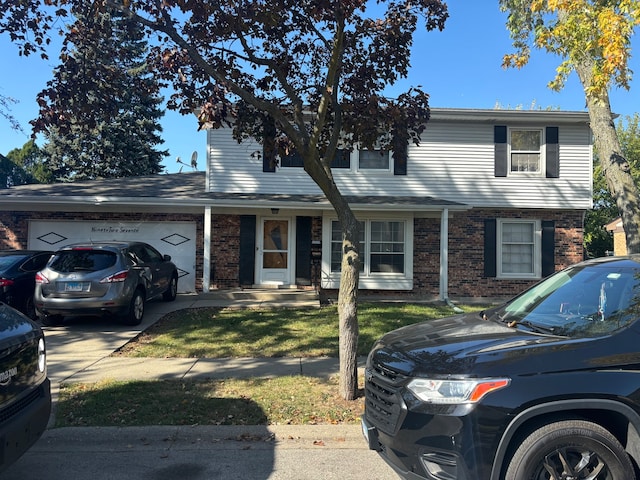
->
<box><xmin>413</xmin><ymin>208</ymin><xmax>584</xmax><ymax>299</ymax></box>
<box><xmin>1</xmin><ymin>208</ymin><xmax>584</xmax><ymax>299</ymax></box>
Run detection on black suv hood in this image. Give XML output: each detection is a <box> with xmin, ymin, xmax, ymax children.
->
<box><xmin>369</xmin><ymin>311</ymin><xmax>610</xmax><ymax>378</ymax></box>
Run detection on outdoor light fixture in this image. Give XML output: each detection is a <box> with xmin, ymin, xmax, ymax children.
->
<box><xmin>271</xmin><ymin>208</ymin><xmax>279</xmax><ymax>214</ymax></box>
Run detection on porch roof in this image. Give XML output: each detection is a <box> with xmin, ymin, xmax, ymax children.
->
<box><xmin>0</xmin><ymin>171</ymin><xmax>468</xmax><ymax>212</ymax></box>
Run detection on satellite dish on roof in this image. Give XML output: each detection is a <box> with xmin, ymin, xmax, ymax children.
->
<box><xmin>191</xmin><ymin>151</ymin><xmax>198</xmax><ymax>170</ymax></box>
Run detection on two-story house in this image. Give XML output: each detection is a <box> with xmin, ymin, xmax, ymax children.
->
<box><xmin>0</xmin><ymin>108</ymin><xmax>592</xmax><ymax>301</ymax></box>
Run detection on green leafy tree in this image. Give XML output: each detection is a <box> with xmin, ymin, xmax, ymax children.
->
<box><xmin>0</xmin><ymin>154</ymin><xmax>32</xmax><ymax>188</ymax></box>
<box><xmin>0</xmin><ymin>0</ymin><xmax>448</xmax><ymax>399</ymax></box>
<box><xmin>586</xmin><ymin>114</ymin><xmax>640</xmax><ymax>257</ymax></box>
<box><xmin>500</xmin><ymin>0</ymin><xmax>640</xmax><ymax>253</ymax></box>
<box><xmin>5</xmin><ymin>140</ymin><xmax>54</xmax><ymax>184</ymax></box>
<box><xmin>33</xmin><ymin>7</ymin><xmax>167</xmax><ymax>181</ymax></box>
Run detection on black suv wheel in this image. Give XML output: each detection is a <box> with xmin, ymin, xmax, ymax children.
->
<box><xmin>506</xmin><ymin>419</ymin><xmax>635</xmax><ymax>480</ymax></box>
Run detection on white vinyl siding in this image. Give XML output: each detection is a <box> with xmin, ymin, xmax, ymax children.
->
<box><xmin>206</xmin><ymin>113</ymin><xmax>593</xmax><ymax>210</ymax></box>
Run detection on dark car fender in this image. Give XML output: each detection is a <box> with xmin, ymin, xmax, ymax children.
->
<box><xmin>490</xmin><ymin>398</ymin><xmax>640</xmax><ymax>480</ymax></box>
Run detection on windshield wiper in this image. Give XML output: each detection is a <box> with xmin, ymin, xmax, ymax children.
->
<box><xmin>507</xmin><ymin>320</ymin><xmax>562</xmax><ymax>336</ymax></box>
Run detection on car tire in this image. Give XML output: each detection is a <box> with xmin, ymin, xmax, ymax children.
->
<box><xmin>24</xmin><ymin>296</ymin><xmax>36</xmax><ymax>320</ymax></box>
<box><xmin>40</xmin><ymin>315</ymin><xmax>63</xmax><ymax>327</ymax></box>
<box><xmin>505</xmin><ymin>419</ymin><xmax>635</xmax><ymax>480</ymax></box>
<box><xmin>162</xmin><ymin>274</ymin><xmax>178</xmax><ymax>302</ymax></box>
<box><xmin>123</xmin><ymin>289</ymin><xmax>145</xmax><ymax>326</ymax></box>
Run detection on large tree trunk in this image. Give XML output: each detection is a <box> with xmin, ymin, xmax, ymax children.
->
<box><xmin>303</xmin><ymin>154</ymin><xmax>361</xmax><ymax>400</ymax></box>
<box><xmin>336</xmin><ymin>210</ymin><xmax>360</xmax><ymax>400</ymax></box>
<box><xmin>575</xmin><ymin>61</ymin><xmax>640</xmax><ymax>253</ymax></box>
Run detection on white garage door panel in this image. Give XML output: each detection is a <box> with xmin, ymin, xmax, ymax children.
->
<box><xmin>28</xmin><ymin>220</ymin><xmax>196</xmax><ymax>293</ymax></box>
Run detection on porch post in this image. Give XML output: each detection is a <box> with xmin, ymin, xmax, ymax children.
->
<box><xmin>439</xmin><ymin>208</ymin><xmax>449</xmax><ymax>301</ymax></box>
<box><xmin>203</xmin><ymin>205</ymin><xmax>212</xmax><ymax>292</ymax></box>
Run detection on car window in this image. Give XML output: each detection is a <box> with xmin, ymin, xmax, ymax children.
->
<box><xmin>49</xmin><ymin>250</ymin><xmax>117</xmax><ymax>273</ymax></box>
<box><xmin>492</xmin><ymin>262</ymin><xmax>640</xmax><ymax>337</ymax></box>
<box><xmin>21</xmin><ymin>253</ymin><xmax>52</xmax><ymax>272</ymax></box>
<box><xmin>141</xmin><ymin>245</ymin><xmax>163</xmax><ymax>263</ymax></box>
<box><xmin>0</xmin><ymin>255</ymin><xmax>27</xmax><ymax>273</ymax></box>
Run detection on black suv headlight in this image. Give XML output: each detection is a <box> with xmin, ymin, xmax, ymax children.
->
<box><xmin>407</xmin><ymin>377</ymin><xmax>510</xmax><ymax>404</ymax></box>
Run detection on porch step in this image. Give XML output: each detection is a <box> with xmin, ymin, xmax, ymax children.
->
<box><xmin>197</xmin><ymin>288</ymin><xmax>320</xmax><ymax>307</ymax></box>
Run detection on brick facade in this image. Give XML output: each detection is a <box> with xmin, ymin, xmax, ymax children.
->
<box><xmin>0</xmin><ymin>208</ymin><xmax>584</xmax><ymax>300</ymax></box>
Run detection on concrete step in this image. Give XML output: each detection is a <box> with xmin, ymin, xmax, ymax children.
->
<box><xmin>199</xmin><ymin>288</ymin><xmax>320</xmax><ymax>305</ymax></box>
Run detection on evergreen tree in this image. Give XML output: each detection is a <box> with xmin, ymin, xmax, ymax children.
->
<box><xmin>34</xmin><ymin>8</ymin><xmax>167</xmax><ymax>181</ymax></box>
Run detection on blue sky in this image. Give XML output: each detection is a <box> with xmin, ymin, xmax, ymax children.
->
<box><xmin>0</xmin><ymin>1</ymin><xmax>637</xmax><ymax>173</ymax></box>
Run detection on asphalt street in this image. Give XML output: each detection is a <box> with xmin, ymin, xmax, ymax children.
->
<box><xmin>2</xmin><ymin>292</ymin><xmax>400</xmax><ymax>480</ymax></box>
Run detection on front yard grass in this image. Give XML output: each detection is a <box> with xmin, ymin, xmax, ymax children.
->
<box><xmin>115</xmin><ymin>302</ymin><xmax>485</xmax><ymax>358</ymax></box>
<box><xmin>56</xmin><ymin>302</ymin><xmax>488</xmax><ymax>428</ymax></box>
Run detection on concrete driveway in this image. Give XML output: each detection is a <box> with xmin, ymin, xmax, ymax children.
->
<box><xmin>42</xmin><ymin>294</ymin><xmax>198</xmax><ymax>384</ymax></box>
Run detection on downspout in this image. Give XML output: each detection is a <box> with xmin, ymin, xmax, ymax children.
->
<box><xmin>440</xmin><ymin>208</ymin><xmax>464</xmax><ymax>313</ymax></box>
<box><xmin>203</xmin><ymin>205</ymin><xmax>212</xmax><ymax>292</ymax></box>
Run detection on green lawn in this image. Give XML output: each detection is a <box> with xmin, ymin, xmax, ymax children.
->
<box><xmin>116</xmin><ymin>302</ymin><xmax>486</xmax><ymax>358</ymax></box>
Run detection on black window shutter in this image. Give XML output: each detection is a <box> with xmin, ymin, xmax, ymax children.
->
<box><xmin>484</xmin><ymin>219</ymin><xmax>497</xmax><ymax>277</ymax></box>
<box><xmin>262</xmin><ymin>117</ymin><xmax>276</xmax><ymax>172</ymax></box>
<box><xmin>393</xmin><ymin>150</ymin><xmax>407</xmax><ymax>175</ymax></box>
<box><xmin>494</xmin><ymin>126</ymin><xmax>508</xmax><ymax>177</ymax></box>
<box><xmin>546</xmin><ymin>126</ymin><xmax>560</xmax><ymax>178</ymax></box>
<box><xmin>541</xmin><ymin>220</ymin><xmax>555</xmax><ymax>277</ymax></box>
<box><xmin>239</xmin><ymin>215</ymin><xmax>256</xmax><ymax>286</ymax></box>
<box><xmin>295</xmin><ymin>216</ymin><xmax>312</xmax><ymax>286</ymax></box>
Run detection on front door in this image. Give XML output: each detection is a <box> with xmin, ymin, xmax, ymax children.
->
<box><xmin>258</xmin><ymin>217</ymin><xmax>292</xmax><ymax>285</ymax></box>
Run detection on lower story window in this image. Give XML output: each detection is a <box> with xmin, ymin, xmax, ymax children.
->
<box><xmin>498</xmin><ymin>219</ymin><xmax>541</xmax><ymax>278</ymax></box>
<box><xmin>330</xmin><ymin>220</ymin><xmax>405</xmax><ymax>274</ymax></box>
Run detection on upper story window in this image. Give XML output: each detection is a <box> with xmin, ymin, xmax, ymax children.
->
<box><xmin>495</xmin><ymin>125</ymin><xmax>559</xmax><ymax>179</ymax></box>
<box><xmin>279</xmin><ymin>148</ymin><xmax>351</xmax><ymax>169</ymax></box>
<box><xmin>358</xmin><ymin>148</ymin><xmax>391</xmax><ymax>171</ymax></box>
<box><xmin>510</xmin><ymin>129</ymin><xmax>543</xmax><ymax>174</ymax></box>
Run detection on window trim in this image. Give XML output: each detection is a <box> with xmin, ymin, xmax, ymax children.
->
<box><xmin>508</xmin><ymin>127</ymin><xmax>545</xmax><ymax>176</ymax></box>
<box><xmin>323</xmin><ymin>215</ymin><xmax>413</xmax><ymax>290</ymax></box>
<box><xmin>357</xmin><ymin>147</ymin><xmax>392</xmax><ymax>173</ymax></box>
<box><xmin>497</xmin><ymin>219</ymin><xmax>542</xmax><ymax>279</ymax></box>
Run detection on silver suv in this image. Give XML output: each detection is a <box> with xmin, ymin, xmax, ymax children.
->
<box><xmin>34</xmin><ymin>241</ymin><xmax>178</xmax><ymax>326</ymax></box>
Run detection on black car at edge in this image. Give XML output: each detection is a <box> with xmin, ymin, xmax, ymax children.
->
<box><xmin>0</xmin><ymin>251</ymin><xmax>53</xmax><ymax>319</ymax></box>
<box><xmin>362</xmin><ymin>255</ymin><xmax>640</xmax><ymax>480</ymax></box>
<box><xmin>0</xmin><ymin>302</ymin><xmax>51</xmax><ymax>473</ymax></box>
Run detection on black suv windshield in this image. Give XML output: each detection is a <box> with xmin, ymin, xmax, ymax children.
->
<box><xmin>488</xmin><ymin>259</ymin><xmax>640</xmax><ymax>337</ymax></box>
<box><xmin>49</xmin><ymin>250</ymin><xmax>117</xmax><ymax>273</ymax></box>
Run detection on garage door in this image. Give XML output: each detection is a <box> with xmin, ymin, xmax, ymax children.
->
<box><xmin>28</xmin><ymin>220</ymin><xmax>196</xmax><ymax>293</ymax></box>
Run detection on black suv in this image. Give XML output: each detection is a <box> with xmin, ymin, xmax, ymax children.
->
<box><xmin>0</xmin><ymin>303</ymin><xmax>51</xmax><ymax>472</ymax></box>
<box><xmin>362</xmin><ymin>255</ymin><xmax>640</xmax><ymax>480</ymax></box>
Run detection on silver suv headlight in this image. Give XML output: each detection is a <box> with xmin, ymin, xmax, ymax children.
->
<box><xmin>407</xmin><ymin>377</ymin><xmax>510</xmax><ymax>404</ymax></box>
